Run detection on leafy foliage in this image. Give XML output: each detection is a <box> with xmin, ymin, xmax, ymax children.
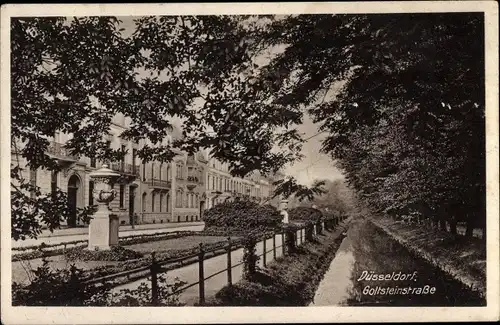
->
<box><xmin>209</xmin><ymin>221</ymin><xmax>350</xmax><ymax>306</ymax></box>
<box><xmin>288</xmin><ymin>207</ymin><xmax>323</xmax><ymax>223</ymax></box>
<box><xmin>11</xmin><ymin>13</ymin><xmax>485</xmax><ymax>240</ymax></box>
<box><xmin>12</xmin><ymin>260</ymin><xmax>109</xmax><ymax>306</ymax></box>
<box><xmin>12</xmin><ymin>259</ymin><xmax>186</xmax><ymax>306</ymax></box>
<box><xmin>202</xmin><ymin>199</ymin><xmax>283</xmax><ymax>234</ymax></box>
<box><xmin>272</xmin><ymin>177</ymin><xmax>327</xmax><ymax>202</ymax></box>
<box><xmin>65</xmin><ymin>246</ymin><xmax>143</xmax><ymax>262</ymax></box>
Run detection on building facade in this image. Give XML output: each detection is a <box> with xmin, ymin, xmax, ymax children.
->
<box><xmin>12</xmin><ymin>113</ymin><xmax>287</xmax><ymax>228</ymax></box>
<box><xmin>11</xmin><ymin>113</ymin><xmax>207</xmax><ymax>227</ymax></box>
<box><xmin>205</xmin><ymin>156</ymin><xmax>280</xmax><ymax>209</ymax></box>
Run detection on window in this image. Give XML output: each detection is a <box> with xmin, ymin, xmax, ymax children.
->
<box><xmin>151</xmin><ymin>163</ymin><xmax>155</xmax><ymax>180</ymax></box>
<box><xmin>90</xmin><ymin>157</ymin><xmax>96</xmax><ymax>168</ymax></box>
<box><xmin>132</xmin><ymin>149</ymin><xmax>137</xmax><ymax>167</ymax></box>
<box><xmin>176</xmin><ymin>190</ymin><xmax>183</xmax><ymax>208</ymax></box>
<box><xmin>159</xmin><ymin>193</ymin><xmax>163</xmax><ymax>212</ymax></box>
<box><xmin>51</xmin><ymin>171</ymin><xmax>58</xmax><ymax>199</ymax></box>
<box><xmin>151</xmin><ymin>192</ymin><xmax>155</xmax><ymax>212</ymax></box>
<box><xmin>29</xmin><ymin>167</ymin><xmax>37</xmax><ymax>199</ymax></box>
<box><xmin>121</xmin><ymin>145</ymin><xmax>126</xmax><ymax>167</ymax></box>
<box><xmin>212</xmin><ymin>176</ymin><xmax>215</xmax><ymax>190</ymax></box>
<box><xmin>119</xmin><ymin>184</ymin><xmax>125</xmax><ymax>208</ymax></box>
<box><xmin>89</xmin><ymin>181</ymin><xmax>94</xmax><ymax>206</ymax></box>
<box><xmin>166</xmin><ymin>193</ymin><xmax>170</xmax><ymax>212</ymax></box>
<box><xmin>142</xmin><ymin>162</ymin><xmax>146</xmax><ymax>181</ymax></box>
<box><xmin>159</xmin><ymin>163</ymin><xmax>163</xmax><ymax>180</ymax></box>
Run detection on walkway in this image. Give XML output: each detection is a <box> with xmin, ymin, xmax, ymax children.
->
<box><xmin>112</xmin><ymin>233</ymin><xmax>287</xmax><ymax>305</ymax></box>
<box><xmin>12</xmin><ymin>222</ymin><xmax>205</xmax><ymax>248</ymax></box>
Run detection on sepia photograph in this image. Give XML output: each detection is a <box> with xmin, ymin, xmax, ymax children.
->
<box><xmin>1</xmin><ymin>2</ymin><xmax>498</xmax><ymax>324</ymax></box>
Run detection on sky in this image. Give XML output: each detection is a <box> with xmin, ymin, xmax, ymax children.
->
<box><xmin>116</xmin><ymin>16</ymin><xmax>344</xmax><ymax>185</ymax></box>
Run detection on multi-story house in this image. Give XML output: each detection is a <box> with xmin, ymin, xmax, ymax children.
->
<box><xmin>204</xmin><ymin>156</ymin><xmax>281</xmax><ymax>209</ymax></box>
<box><xmin>11</xmin><ymin>113</ymin><xmax>207</xmax><ymax>228</ymax></box>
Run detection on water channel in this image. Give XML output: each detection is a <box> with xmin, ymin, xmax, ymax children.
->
<box><xmin>310</xmin><ymin>219</ymin><xmax>485</xmax><ymax>306</ymax></box>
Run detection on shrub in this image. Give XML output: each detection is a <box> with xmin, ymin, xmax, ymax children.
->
<box><xmin>209</xmin><ymin>221</ymin><xmax>351</xmax><ymax>306</ymax></box>
<box><xmin>12</xmin><ymin>259</ymin><xmax>110</xmax><ymax>306</ymax></box>
<box><xmin>202</xmin><ymin>199</ymin><xmax>282</xmax><ymax>234</ymax></box>
<box><xmin>65</xmin><ymin>246</ymin><xmax>143</xmax><ymax>262</ymax></box>
<box><xmin>107</xmin><ymin>274</ymin><xmax>187</xmax><ymax>306</ymax></box>
<box><xmin>288</xmin><ymin>207</ymin><xmax>323</xmax><ymax>223</ymax></box>
<box><xmin>12</xmin><ymin>260</ymin><xmax>187</xmax><ymax>306</ymax></box>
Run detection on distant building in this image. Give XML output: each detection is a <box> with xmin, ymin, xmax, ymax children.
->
<box><xmin>204</xmin><ymin>155</ymin><xmax>282</xmax><ymax>210</ymax></box>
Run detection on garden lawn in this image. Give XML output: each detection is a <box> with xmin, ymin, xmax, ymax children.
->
<box><xmin>13</xmin><ymin>235</ymin><xmax>230</xmax><ymax>286</ymax></box>
<box><xmin>126</xmin><ymin>235</ymin><xmax>227</xmax><ymax>254</ymax></box>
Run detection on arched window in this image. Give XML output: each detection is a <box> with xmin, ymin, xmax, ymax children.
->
<box><xmin>151</xmin><ymin>163</ymin><xmax>155</xmax><ymax>180</ymax></box>
<box><xmin>166</xmin><ymin>193</ymin><xmax>170</xmax><ymax>212</ymax></box>
<box><xmin>159</xmin><ymin>193</ymin><xmax>164</xmax><ymax>212</ymax></box>
<box><xmin>151</xmin><ymin>192</ymin><xmax>156</xmax><ymax>212</ymax></box>
<box><xmin>142</xmin><ymin>192</ymin><xmax>147</xmax><ymax>212</ymax></box>
<box><xmin>176</xmin><ymin>190</ymin><xmax>183</xmax><ymax>208</ymax></box>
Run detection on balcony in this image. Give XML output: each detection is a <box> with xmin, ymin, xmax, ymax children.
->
<box><xmin>47</xmin><ymin>141</ymin><xmax>79</xmax><ymax>162</ymax></box>
<box><xmin>146</xmin><ymin>178</ymin><xmax>171</xmax><ymax>190</ymax></box>
<box><xmin>110</xmin><ymin>162</ymin><xmax>140</xmax><ymax>176</ymax></box>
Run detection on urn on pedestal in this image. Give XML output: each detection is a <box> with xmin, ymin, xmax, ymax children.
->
<box><xmin>279</xmin><ymin>199</ymin><xmax>289</xmax><ymax>224</ymax></box>
<box><xmin>88</xmin><ymin>164</ymin><xmax>121</xmax><ymax>250</ymax></box>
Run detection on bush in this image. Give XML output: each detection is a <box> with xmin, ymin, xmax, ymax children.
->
<box><xmin>202</xmin><ymin>199</ymin><xmax>282</xmax><ymax>234</ymax></box>
<box><xmin>288</xmin><ymin>207</ymin><xmax>323</xmax><ymax>223</ymax></box>
<box><xmin>207</xmin><ymin>221</ymin><xmax>351</xmax><ymax>306</ymax></box>
<box><xmin>12</xmin><ymin>260</ymin><xmax>110</xmax><ymax>306</ymax></box>
<box><xmin>12</xmin><ymin>260</ymin><xmax>187</xmax><ymax>306</ymax></box>
<box><xmin>65</xmin><ymin>246</ymin><xmax>143</xmax><ymax>262</ymax></box>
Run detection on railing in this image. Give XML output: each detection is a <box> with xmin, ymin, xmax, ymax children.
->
<box><xmin>110</xmin><ymin>162</ymin><xmax>140</xmax><ymax>176</ymax></box>
<box><xmin>82</xmin><ymin>216</ymin><xmax>348</xmax><ymax>306</ymax></box>
<box><xmin>46</xmin><ymin>141</ymin><xmax>79</xmax><ymax>161</ymax></box>
<box><xmin>146</xmin><ymin>178</ymin><xmax>171</xmax><ymax>189</ymax></box>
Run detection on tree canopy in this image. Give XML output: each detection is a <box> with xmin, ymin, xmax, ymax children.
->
<box><xmin>11</xmin><ymin>13</ymin><xmax>485</xmax><ymax>239</ymax></box>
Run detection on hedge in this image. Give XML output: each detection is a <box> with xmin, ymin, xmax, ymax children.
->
<box><xmin>202</xmin><ymin>199</ymin><xmax>283</xmax><ymax>234</ymax></box>
<box><xmin>206</xmin><ymin>219</ymin><xmax>350</xmax><ymax>306</ymax></box>
<box><xmin>288</xmin><ymin>207</ymin><xmax>323</xmax><ymax>223</ymax></box>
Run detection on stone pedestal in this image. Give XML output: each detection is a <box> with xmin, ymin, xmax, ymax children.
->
<box><xmin>88</xmin><ymin>165</ymin><xmax>120</xmax><ymax>251</ymax></box>
<box><xmin>88</xmin><ymin>210</ymin><xmax>111</xmax><ymax>251</ymax></box>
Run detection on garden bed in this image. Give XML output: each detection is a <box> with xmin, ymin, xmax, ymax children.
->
<box><xmin>13</xmin><ymin>234</ymin><xmax>241</xmax><ymax>286</ymax></box>
<box><xmin>204</xmin><ymin>219</ymin><xmax>351</xmax><ymax>306</ymax></box>
<box><xmin>12</xmin><ymin>230</ymin><xmax>201</xmax><ymax>261</ymax></box>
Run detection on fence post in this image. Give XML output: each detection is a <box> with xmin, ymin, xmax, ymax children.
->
<box><xmin>273</xmin><ymin>233</ymin><xmax>276</xmax><ymax>260</ymax></box>
<box><xmin>226</xmin><ymin>236</ymin><xmax>232</xmax><ymax>286</ymax></box>
<box><xmin>198</xmin><ymin>243</ymin><xmax>205</xmax><ymax>306</ymax></box>
<box><xmin>281</xmin><ymin>231</ymin><xmax>286</xmax><ymax>256</ymax></box>
<box><xmin>262</xmin><ymin>236</ymin><xmax>267</xmax><ymax>268</ymax></box>
<box><xmin>150</xmin><ymin>252</ymin><xmax>159</xmax><ymax>306</ymax></box>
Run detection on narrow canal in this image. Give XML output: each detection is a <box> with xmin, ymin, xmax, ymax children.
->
<box><xmin>310</xmin><ymin>219</ymin><xmax>485</xmax><ymax>306</ymax></box>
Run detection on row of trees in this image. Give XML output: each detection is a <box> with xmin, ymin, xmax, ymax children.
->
<box><xmin>244</xmin><ymin>13</ymin><xmax>486</xmax><ymax>239</ymax></box>
<box><xmin>11</xmin><ymin>13</ymin><xmax>485</xmax><ymax>240</ymax></box>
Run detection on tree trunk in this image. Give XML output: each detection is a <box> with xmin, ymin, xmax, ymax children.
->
<box><xmin>465</xmin><ymin>218</ymin><xmax>474</xmax><ymax>238</ymax></box>
<box><xmin>449</xmin><ymin>219</ymin><xmax>457</xmax><ymax>235</ymax></box>
<box><xmin>438</xmin><ymin>218</ymin><xmax>446</xmax><ymax>231</ymax></box>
